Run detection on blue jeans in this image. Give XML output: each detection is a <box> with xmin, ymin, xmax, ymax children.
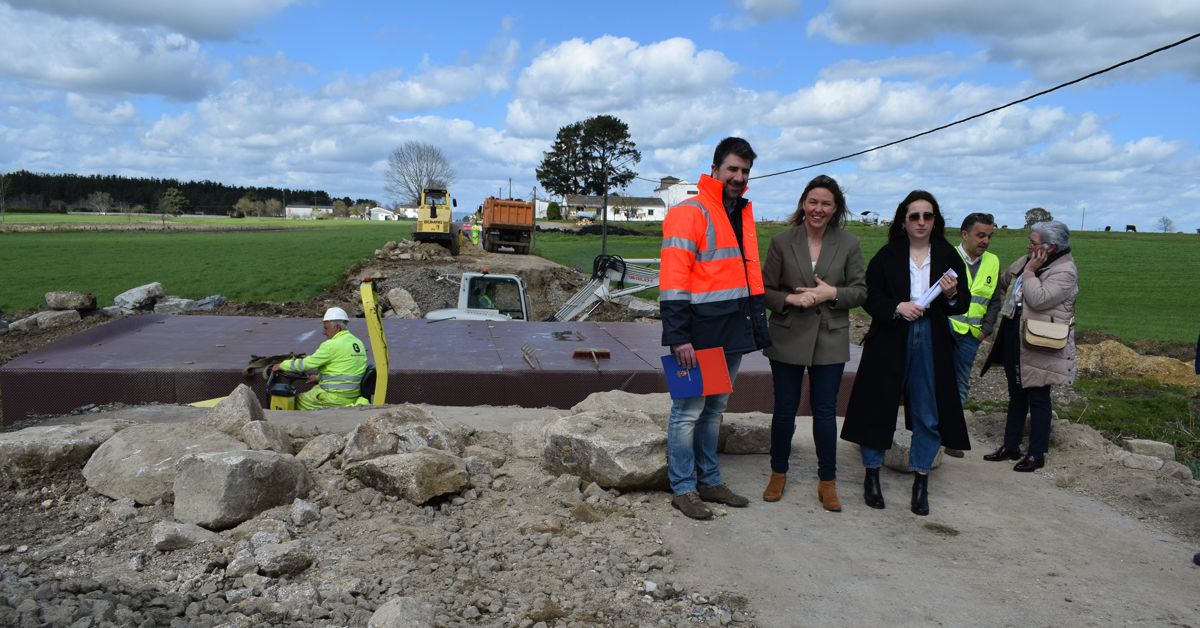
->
<box><xmin>950</xmin><ymin>329</ymin><xmax>981</xmax><ymax>407</ymax></box>
<box><xmin>861</xmin><ymin>317</ymin><xmax>942</xmax><ymax>473</ymax></box>
<box><xmin>769</xmin><ymin>360</ymin><xmax>845</xmax><ymax>481</ymax></box>
<box><xmin>668</xmin><ymin>352</ymin><xmax>742</xmax><ymax>494</ymax></box>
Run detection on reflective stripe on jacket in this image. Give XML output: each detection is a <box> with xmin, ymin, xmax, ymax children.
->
<box><xmin>949</xmin><ymin>250</ymin><xmax>999</xmax><ymax>338</ymax></box>
<box><xmin>659</xmin><ymin>174</ymin><xmax>770</xmax><ymax>354</ymax></box>
<box><xmin>281</xmin><ymin>329</ymin><xmax>367</xmax><ymax>395</ymax></box>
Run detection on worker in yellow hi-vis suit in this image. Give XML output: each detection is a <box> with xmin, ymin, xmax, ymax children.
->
<box><xmin>269</xmin><ymin>307</ymin><xmax>367</xmax><ymax>410</ymax></box>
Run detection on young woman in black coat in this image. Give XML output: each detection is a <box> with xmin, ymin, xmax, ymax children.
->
<box><xmin>840</xmin><ymin>190</ymin><xmax>970</xmax><ymax>516</ymax></box>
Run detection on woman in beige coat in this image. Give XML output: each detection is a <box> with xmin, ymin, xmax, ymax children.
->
<box><xmin>980</xmin><ymin>220</ymin><xmax>1078</xmax><ymax>471</ymax></box>
<box><xmin>760</xmin><ymin>175</ymin><xmax>867</xmax><ymax>509</ymax></box>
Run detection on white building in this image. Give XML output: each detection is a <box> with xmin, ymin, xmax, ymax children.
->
<box><xmin>562</xmin><ymin>194</ymin><xmax>667</xmax><ymax>221</ymax></box>
<box><xmin>284</xmin><ymin>205</ymin><xmax>334</xmax><ymax>219</ymax></box>
<box><xmin>654</xmin><ymin>176</ymin><xmax>699</xmax><ymax>211</ymax></box>
<box><xmin>367</xmin><ymin>206</ymin><xmax>398</xmax><ymax>221</ymax></box>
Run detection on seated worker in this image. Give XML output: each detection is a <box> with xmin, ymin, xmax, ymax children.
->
<box><xmin>269</xmin><ymin>307</ymin><xmax>367</xmax><ymax>410</ymax></box>
<box><xmin>479</xmin><ymin>282</ymin><xmax>497</xmax><ymax>309</ymax></box>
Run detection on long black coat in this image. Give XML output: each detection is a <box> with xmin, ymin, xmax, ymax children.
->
<box><xmin>840</xmin><ymin>237</ymin><xmax>971</xmax><ymax>451</ymax></box>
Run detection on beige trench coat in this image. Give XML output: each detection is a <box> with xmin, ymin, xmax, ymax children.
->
<box><xmin>981</xmin><ymin>252</ymin><xmax>1078</xmax><ymax>388</ymax></box>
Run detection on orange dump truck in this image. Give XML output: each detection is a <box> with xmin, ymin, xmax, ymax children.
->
<box><xmin>481</xmin><ymin>197</ymin><xmax>534</xmax><ymax>254</ymax></box>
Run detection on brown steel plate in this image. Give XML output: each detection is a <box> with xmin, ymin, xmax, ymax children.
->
<box><xmin>0</xmin><ymin>315</ymin><xmax>859</xmax><ymax>425</ymax></box>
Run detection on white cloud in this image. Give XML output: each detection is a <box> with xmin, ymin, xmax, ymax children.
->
<box><xmin>807</xmin><ymin>0</ymin><xmax>1200</xmax><ymax>82</ymax></box>
<box><xmin>7</xmin><ymin>0</ymin><xmax>295</xmax><ymax>40</ymax></box>
<box><xmin>820</xmin><ymin>51</ymin><xmax>985</xmax><ymax>81</ymax></box>
<box><xmin>507</xmin><ymin>36</ymin><xmax>741</xmax><ymax>139</ymax></box>
<box><xmin>0</xmin><ymin>4</ymin><xmax>223</xmax><ymax>100</ymax></box>
<box><xmin>712</xmin><ymin>0</ymin><xmax>802</xmax><ymax>31</ymax></box>
<box><xmin>65</xmin><ymin>93</ymin><xmax>137</xmax><ymax>125</ymax></box>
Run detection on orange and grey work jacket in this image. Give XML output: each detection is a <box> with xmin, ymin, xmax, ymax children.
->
<box><xmin>659</xmin><ymin>174</ymin><xmax>771</xmax><ymax>355</ymax></box>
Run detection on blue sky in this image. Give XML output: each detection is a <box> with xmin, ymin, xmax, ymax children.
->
<box><xmin>1</xmin><ymin>0</ymin><xmax>1198</xmax><ymax>232</ymax></box>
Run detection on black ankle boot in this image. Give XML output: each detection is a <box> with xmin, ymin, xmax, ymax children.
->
<box><xmin>864</xmin><ymin>468</ymin><xmax>885</xmax><ymax>509</ymax></box>
<box><xmin>911</xmin><ymin>473</ymin><xmax>929</xmax><ymax>516</ymax></box>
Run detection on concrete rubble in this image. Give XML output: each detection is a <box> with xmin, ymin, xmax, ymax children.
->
<box><xmin>0</xmin><ymin>390</ymin><xmax>760</xmax><ymax>626</ymax></box>
<box><xmin>4</xmin><ymin>385</ymin><xmax>1198</xmax><ymax>626</ymax></box>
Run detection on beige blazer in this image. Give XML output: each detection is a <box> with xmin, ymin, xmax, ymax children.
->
<box><xmin>762</xmin><ymin>226</ymin><xmax>867</xmax><ymax>365</ymax></box>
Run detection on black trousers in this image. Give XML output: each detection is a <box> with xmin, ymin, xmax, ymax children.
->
<box><xmin>1001</xmin><ymin>314</ymin><xmax>1052</xmax><ymax>458</ymax></box>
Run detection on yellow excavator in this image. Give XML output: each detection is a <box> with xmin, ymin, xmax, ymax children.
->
<box><xmin>413</xmin><ymin>187</ymin><xmax>460</xmax><ymax>255</ymax></box>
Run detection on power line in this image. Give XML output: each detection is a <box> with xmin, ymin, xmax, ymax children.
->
<box><xmin>635</xmin><ymin>31</ymin><xmax>1199</xmax><ymax>184</ymax></box>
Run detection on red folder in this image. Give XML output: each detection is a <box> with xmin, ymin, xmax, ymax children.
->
<box><xmin>660</xmin><ymin>347</ymin><xmax>732</xmax><ymax>399</ymax></box>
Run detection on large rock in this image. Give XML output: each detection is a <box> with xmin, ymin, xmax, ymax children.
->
<box><xmin>385</xmin><ymin>288</ymin><xmax>422</xmax><ymax>319</ymax></box>
<box><xmin>83</xmin><ymin>423</ymin><xmax>246</xmax><ymax>505</ymax></box>
<box><xmin>367</xmin><ymin>406</ymin><xmax>463</xmax><ymax>455</ymax></box>
<box><xmin>540</xmin><ymin>410</ymin><xmax>668</xmax><ymax>490</ymax></box>
<box><xmin>1077</xmin><ymin>341</ymin><xmax>1200</xmax><ymax>387</ymax></box>
<box><xmin>154</xmin><ymin>296</ymin><xmax>197</xmax><ymax>314</ymax></box>
<box><xmin>1123</xmin><ymin>438</ymin><xmax>1176</xmax><ymax>460</ymax></box>
<box><xmin>343</xmin><ymin>422</ymin><xmax>399</xmax><ymax>464</ymax></box>
<box><xmin>570</xmin><ymin>391</ymin><xmax>670</xmax><ymax>426</ymax></box>
<box><xmin>1118</xmin><ymin>451</ymin><xmax>1166</xmax><ymax>471</ymax></box>
<box><xmin>174</xmin><ymin>450</ymin><xmax>312</xmax><ymax>530</ymax></box>
<box><xmin>240</xmin><ymin>421</ymin><xmax>292</xmax><ymax>454</ymax></box>
<box><xmin>254</xmin><ymin>540</ymin><xmax>314</xmax><ymax>577</ymax></box>
<box><xmin>114</xmin><ymin>282</ymin><xmax>164</xmax><ymax>310</ymax></box>
<box><xmin>45</xmin><ymin>291</ymin><xmax>96</xmax><ymax>311</ymax></box>
<box><xmin>192</xmin><ymin>295</ymin><xmax>227</xmax><ymax>311</ymax></box>
<box><xmin>345</xmin><ymin>449</ymin><xmax>469</xmax><ymax>504</ymax></box>
<box><xmin>196</xmin><ymin>384</ymin><xmax>264</xmax><ymax>437</ymax></box>
<box><xmin>0</xmin><ymin>419</ymin><xmax>132</xmax><ymax>483</ymax></box>
<box><xmin>11</xmin><ymin>309</ymin><xmax>81</xmax><ymax>331</ymax></box>
<box><xmin>369</xmin><ymin>597</ymin><xmax>435</xmax><ymax>628</ymax></box>
<box><xmin>718</xmin><ymin>414</ymin><xmax>770</xmax><ymax>454</ymax></box>
<box><xmin>296</xmin><ymin>433</ymin><xmax>345</xmax><ymax>468</ymax></box>
<box><xmin>152</xmin><ymin>521</ymin><xmax>222</xmax><ymax>551</ymax></box>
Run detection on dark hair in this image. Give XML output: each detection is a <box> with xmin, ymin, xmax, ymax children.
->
<box><xmin>788</xmin><ymin>174</ymin><xmax>847</xmax><ymax>229</ymax></box>
<box><xmin>712</xmin><ymin>137</ymin><xmax>756</xmax><ymax>169</ymax></box>
<box><xmin>888</xmin><ymin>190</ymin><xmax>946</xmax><ymax>242</ymax></box>
<box><xmin>959</xmin><ymin>212</ymin><xmax>995</xmax><ymax>232</ymax></box>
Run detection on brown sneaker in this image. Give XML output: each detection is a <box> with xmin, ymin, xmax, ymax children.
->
<box><xmin>817</xmin><ymin>479</ymin><xmax>842</xmax><ymax>512</ymax></box>
<box><xmin>698</xmin><ymin>483</ymin><xmax>749</xmax><ymax>508</ymax></box>
<box><xmin>763</xmin><ymin>472</ymin><xmax>786</xmax><ymax>502</ymax></box>
<box><xmin>671</xmin><ymin>491</ymin><xmax>714</xmax><ymax>520</ymax></box>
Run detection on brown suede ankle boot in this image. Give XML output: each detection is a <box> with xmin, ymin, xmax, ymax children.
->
<box><xmin>817</xmin><ymin>479</ymin><xmax>842</xmax><ymax>512</ymax></box>
<box><xmin>763</xmin><ymin>472</ymin><xmax>786</xmax><ymax>502</ymax></box>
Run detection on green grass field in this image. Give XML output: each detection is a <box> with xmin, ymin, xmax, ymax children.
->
<box><xmin>1</xmin><ymin>221</ymin><xmax>413</xmax><ymax>312</ymax></box>
<box><xmin>2</xmin><ymin>217</ymin><xmax>1197</xmax><ymax>342</ymax></box>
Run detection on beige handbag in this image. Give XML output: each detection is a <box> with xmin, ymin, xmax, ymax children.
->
<box><xmin>1022</xmin><ymin>319</ymin><xmax>1070</xmax><ymax>351</ymax></box>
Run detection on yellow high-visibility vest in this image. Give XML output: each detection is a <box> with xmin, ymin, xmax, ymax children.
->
<box><xmin>950</xmin><ymin>250</ymin><xmax>1000</xmax><ymax>338</ymax></box>
<box><xmin>281</xmin><ymin>329</ymin><xmax>367</xmax><ymax>397</ymax></box>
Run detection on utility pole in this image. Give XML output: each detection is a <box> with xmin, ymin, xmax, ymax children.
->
<box><xmin>601</xmin><ymin>162</ymin><xmax>609</xmax><ymax>256</ymax></box>
<box><xmin>508</xmin><ymin>178</ymin><xmax>512</xmax><ymax>199</ymax></box>
<box><xmin>1080</xmin><ymin>203</ymin><xmax>1086</xmax><ymax>231</ymax></box>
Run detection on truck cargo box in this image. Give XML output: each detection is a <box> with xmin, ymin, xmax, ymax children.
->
<box><xmin>482</xmin><ymin>198</ymin><xmax>534</xmax><ymax>230</ymax></box>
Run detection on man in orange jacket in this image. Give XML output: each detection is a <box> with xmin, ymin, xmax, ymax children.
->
<box><xmin>660</xmin><ymin>137</ymin><xmax>772</xmax><ymax>520</ymax></box>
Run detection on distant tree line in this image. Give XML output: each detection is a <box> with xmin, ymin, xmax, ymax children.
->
<box><xmin>0</xmin><ymin>170</ymin><xmax>335</xmax><ymax>215</ymax></box>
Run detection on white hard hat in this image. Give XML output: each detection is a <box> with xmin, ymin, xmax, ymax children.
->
<box><xmin>323</xmin><ymin>307</ymin><xmax>349</xmax><ymax>322</ymax></box>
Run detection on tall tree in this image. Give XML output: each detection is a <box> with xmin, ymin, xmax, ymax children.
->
<box><xmin>0</xmin><ymin>173</ymin><xmax>9</xmax><ymax>225</ymax></box>
<box><xmin>159</xmin><ymin>187</ymin><xmax>188</xmax><ymax>226</ymax></box>
<box><xmin>1157</xmin><ymin>216</ymin><xmax>1175</xmax><ymax>233</ymax></box>
<box><xmin>536</xmin><ymin>115</ymin><xmax>640</xmax><ymax>253</ymax></box>
<box><xmin>1024</xmin><ymin>207</ymin><xmax>1053</xmax><ymax>229</ymax></box>
<box><xmin>85</xmin><ymin>191</ymin><xmax>113</xmax><ymax>213</ymax></box>
<box><xmin>384</xmin><ymin>141</ymin><xmax>456</xmax><ymax>206</ymax></box>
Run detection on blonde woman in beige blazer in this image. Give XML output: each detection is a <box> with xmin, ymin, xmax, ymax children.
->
<box><xmin>760</xmin><ymin>175</ymin><xmax>867</xmax><ymax>510</ymax></box>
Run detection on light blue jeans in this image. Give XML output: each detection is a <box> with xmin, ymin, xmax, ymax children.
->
<box><xmin>861</xmin><ymin>318</ymin><xmax>942</xmax><ymax>473</ymax></box>
<box><xmin>951</xmin><ymin>329</ymin><xmax>981</xmax><ymax>407</ymax></box>
<box><xmin>667</xmin><ymin>352</ymin><xmax>742</xmax><ymax>494</ymax></box>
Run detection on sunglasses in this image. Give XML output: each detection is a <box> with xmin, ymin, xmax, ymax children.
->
<box><xmin>906</xmin><ymin>212</ymin><xmax>936</xmax><ymax>223</ymax></box>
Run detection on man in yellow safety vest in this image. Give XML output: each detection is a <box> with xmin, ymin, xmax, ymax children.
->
<box><xmin>945</xmin><ymin>212</ymin><xmax>1000</xmax><ymax>456</ymax></box>
<box><xmin>269</xmin><ymin>307</ymin><xmax>367</xmax><ymax>410</ymax></box>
